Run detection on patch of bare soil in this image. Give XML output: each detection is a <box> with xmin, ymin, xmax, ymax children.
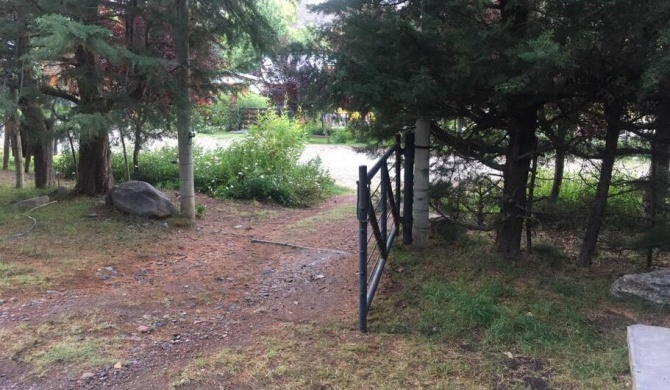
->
<box><xmin>0</xmin><ymin>189</ymin><xmax>359</xmax><ymax>389</ymax></box>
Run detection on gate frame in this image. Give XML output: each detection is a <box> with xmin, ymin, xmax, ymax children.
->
<box><xmin>358</xmin><ymin>133</ymin><xmax>414</xmax><ymax>332</ymax></box>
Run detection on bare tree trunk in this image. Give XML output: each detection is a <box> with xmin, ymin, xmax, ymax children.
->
<box><xmin>119</xmin><ymin>127</ymin><xmax>130</xmax><ymax>181</ymax></box>
<box><xmin>23</xmin><ymin>135</ymin><xmax>31</xmax><ymax>174</ymax></box>
<box><xmin>3</xmin><ymin>119</ymin><xmax>10</xmax><ymax>170</ymax></box>
<box><xmin>496</xmin><ymin>107</ymin><xmax>537</xmax><ymax>256</ymax></box>
<box><xmin>550</xmin><ymin>149</ymin><xmax>565</xmax><ymax>203</ymax></box>
<box><xmin>413</xmin><ymin>116</ymin><xmax>430</xmax><ymax>247</ymax></box>
<box><xmin>526</xmin><ymin>154</ymin><xmax>538</xmax><ymax>253</ymax></box>
<box><xmin>20</xmin><ymin>99</ymin><xmax>55</xmax><ymax>187</ymax></box>
<box><xmin>578</xmin><ymin>101</ymin><xmax>623</xmax><ymax>267</ymax></box>
<box><xmin>176</xmin><ymin>0</ymin><xmax>195</xmax><ymax>219</ymax></box>
<box><xmin>71</xmin><ymin>3</ymin><xmax>113</xmax><ymax>196</ymax></box>
<box><xmin>132</xmin><ymin>116</ymin><xmax>143</xmax><ymax>171</ymax></box>
<box><xmin>647</xmin><ymin>102</ymin><xmax>670</xmax><ymax>266</ymax></box>
<box><xmin>7</xmin><ymin>114</ymin><xmax>24</xmax><ymax>188</ymax></box>
<box><xmin>75</xmin><ymin>132</ymin><xmax>113</xmax><ymax>195</ymax></box>
<box><xmin>66</xmin><ymin>128</ymin><xmax>78</xmax><ymax>180</ymax></box>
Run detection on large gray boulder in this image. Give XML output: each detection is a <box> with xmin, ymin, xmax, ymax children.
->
<box><xmin>107</xmin><ymin>181</ymin><xmax>174</xmax><ymax>218</ymax></box>
<box><xmin>612</xmin><ymin>269</ymin><xmax>670</xmax><ymax>305</ymax></box>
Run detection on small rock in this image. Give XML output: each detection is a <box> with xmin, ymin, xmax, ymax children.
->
<box><xmin>81</xmin><ymin>372</ymin><xmax>95</xmax><ymax>380</ymax></box>
<box><xmin>113</xmin><ymin>362</ymin><xmax>123</xmax><ymax>369</ymax></box>
<box><xmin>14</xmin><ymin>195</ymin><xmax>50</xmax><ymax>212</ymax></box>
<box><xmin>312</xmin><ymin>274</ymin><xmax>325</xmax><ymax>280</ymax></box>
<box><xmin>129</xmin><ymin>336</ymin><xmax>142</xmax><ymax>342</ymax></box>
<box><xmin>262</xmin><ymin>267</ymin><xmax>274</xmax><ymax>275</ymax></box>
<box><xmin>137</xmin><ymin>325</ymin><xmax>151</xmax><ymax>333</ymax></box>
<box><xmin>45</xmin><ymin>290</ymin><xmax>58</xmax><ymax>295</ymax></box>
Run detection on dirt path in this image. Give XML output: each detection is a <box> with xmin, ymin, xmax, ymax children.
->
<box><xmin>0</xmin><ymin>190</ymin><xmax>359</xmax><ymax>389</ymax></box>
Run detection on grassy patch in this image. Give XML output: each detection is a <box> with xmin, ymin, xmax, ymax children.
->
<box><xmin>0</xmin><ymin>310</ymin><xmax>123</xmax><ymax>374</ymax></box>
<box><xmin>368</xmin><ymin>236</ymin><xmax>640</xmax><ymax>388</ymax></box>
<box><xmin>0</xmin><ymin>184</ymin><xmax>169</xmax><ymax>294</ymax></box>
<box><xmin>289</xmin><ymin>204</ymin><xmax>355</xmax><ymax>232</ymax></box>
<box><xmin>173</xmin><ymin>324</ymin><xmax>486</xmax><ymax>389</ymax></box>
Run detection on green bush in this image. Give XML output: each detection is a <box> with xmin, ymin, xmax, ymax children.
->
<box><xmin>201</xmin><ymin>111</ymin><xmax>332</xmax><ymax>206</ymax></box>
<box><xmin>53</xmin><ymin>147</ymin><xmax>77</xmax><ymax>180</ymax></box>
<box><xmin>238</xmin><ymin>92</ymin><xmax>269</xmax><ymax>109</ymax></box>
<box><xmin>103</xmin><ymin>111</ymin><xmax>333</xmax><ymax>206</ymax></box>
<box><xmin>329</xmin><ymin>129</ymin><xmax>351</xmax><ymax>144</ymax></box>
<box><xmin>304</xmin><ymin>119</ymin><xmax>326</xmax><ymax>136</ymax></box>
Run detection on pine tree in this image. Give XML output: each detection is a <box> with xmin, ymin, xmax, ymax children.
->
<box><xmin>27</xmin><ymin>0</ymin><xmax>275</xmax><ymax>196</ymax></box>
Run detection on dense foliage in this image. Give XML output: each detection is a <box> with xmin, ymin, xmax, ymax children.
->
<box><xmin>318</xmin><ymin>0</ymin><xmax>670</xmax><ymax>265</ymax></box>
<box><xmin>56</xmin><ymin>112</ymin><xmax>334</xmax><ymax>206</ymax></box>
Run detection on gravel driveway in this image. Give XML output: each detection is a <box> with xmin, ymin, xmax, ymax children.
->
<box><xmin>299</xmin><ymin>144</ymin><xmax>378</xmax><ymax>188</ymax></box>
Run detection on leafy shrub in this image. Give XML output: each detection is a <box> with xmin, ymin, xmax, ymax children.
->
<box><xmin>329</xmin><ymin>129</ymin><xmax>351</xmax><ymax>144</ymax></box>
<box><xmin>201</xmin><ymin>111</ymin><xmax>332</xmax><ymax>206</ymax></box>
<box><xmin>105</xmin><ymin>111</ymin><xmax>333</xmax><ymax>206</ymax></box>
<box><xmin>238</xmin><ymin>92</ymin><xmax>269</xmax><ymax>109</ymax></box>
<box><xmin>53</xmin><ymin>147</ymin><xmax>77</xmax><ymax>180</ymax></box>
<box><xmin>116</xmin><ymin>146</ymin><xmax>183</xmax><ymax>188</ymax></box>
<box><xmin>304</xmin><ymin>119</ymin><xmax>326</xmax><ymax>136</ymax></box>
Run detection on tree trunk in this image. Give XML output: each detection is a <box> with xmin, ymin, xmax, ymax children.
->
<box><xmin>23</xmin><ymin>136</ymin><xmax>31</xmax><ymax>174</ymax></box>
<box><xmin>133</xmin><ymin>119</ymin><xmax>142</xmax><ymax>171</ymax></box>
<box><xmin>75</xmin><ymin>132</ymin><xmax>113</xmax><ymax>195</ymax></box>
<box><xmin>647</xmin><ymin>102</ymin><xmax>670</xmax><ymax>266</ymax></box>
<box><xmin>72</xmin><ymin>3</ymin><xmax>113</xmax><ymax>196</ymax></box>
<box><xmin>3</xmin><ymin>119</ymin><xmax>10</xmax><ymax>170</ymax></box>
<box><xmin>66</xmin><ymin>128</ymin><xmax>78</xmax><ymax>180</ymax></box>
<box><xmin>13</xmin><ymin>7</ymin><xmax>54</xmax><ymax>188</ymax></box>
<box><xmin>526</xmin><ymin>154</ymin><xmax>538</xmax><ymax>253</ymax></box>
<box><xmin>7</xmin><ymin>114</ymin><xmax>24</xmax><ymax>188</ymax></box>
<box><xmin>20</xmin><ymin>98</ymin><xmax>55</xmax><ymax>188</ymax></box>
<box><xmin>496</xmin><ymin>108</ymin><xmax>537</xmax><ymax>256</ymax></box>
<box><xmin>550</xmin><ymin>149</ymin><xmax>565</xmax><ymax>203</ymax></box>
<box><xmin>577</xmin><ymin>102</ymin><xmax>623</xmax><ymax>267</ymax></box>
<box><xmin>176</xmin><ymin>0</ymin><xmax>195</xmax><ymax>219</ymax></box>
<box><xmin>413</xmin><ymin>116</ymin><xmax>430</xmax><ymax>247</ymax></box>
<box><xmin>120</xmin><ymin>127</ymin><xmax>130</xmax><ymax>181</ymax></box>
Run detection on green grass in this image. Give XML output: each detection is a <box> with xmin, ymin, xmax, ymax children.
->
<box><xmin>368</xmin><ymin>236</ymin><xmax>637</xmax><ymax>388</ymax></box>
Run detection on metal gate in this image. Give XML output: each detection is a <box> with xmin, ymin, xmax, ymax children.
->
<box><xmin>357</xmin><ymin>133</ymin><xmax>414</xmax><ymax>332</ymax></box>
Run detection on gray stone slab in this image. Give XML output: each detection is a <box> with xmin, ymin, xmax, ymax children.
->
<box><xmin>628</xmin><ymin>324</ymin><xmax>670</xmax><ymax>390</ymax></box>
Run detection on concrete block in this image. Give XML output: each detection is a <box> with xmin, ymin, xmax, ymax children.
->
<box><xmin>628</xmin><ymin>324</ymin><xmax>670</xmax><ymax>390</ymax></box>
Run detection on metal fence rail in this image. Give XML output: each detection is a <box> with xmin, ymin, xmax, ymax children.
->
<box><xmin>357</xmin><ymin>133</ymin><xmax>414</xmax><ymax>332</ymax></box>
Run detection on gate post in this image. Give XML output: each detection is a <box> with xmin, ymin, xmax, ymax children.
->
<box><xmin>358</xmin><ymin>165</ymin><xmax>369</xmax><ymax>332</ymax></box>
<box><xmin>402</xmin><ymin>132</ymin><xmax>415</xmax><ymax>245</ymax></box>
<box><xmin>395</xmin><ymin>134</ymin><xmax>402</xmax><ymax>208</ymax></box>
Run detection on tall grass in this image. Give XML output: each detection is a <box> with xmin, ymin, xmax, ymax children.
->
<box><xmin>532</xmin><ymin>168</ymin><xmax>644</xmax><ymax>230</ymax></box>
